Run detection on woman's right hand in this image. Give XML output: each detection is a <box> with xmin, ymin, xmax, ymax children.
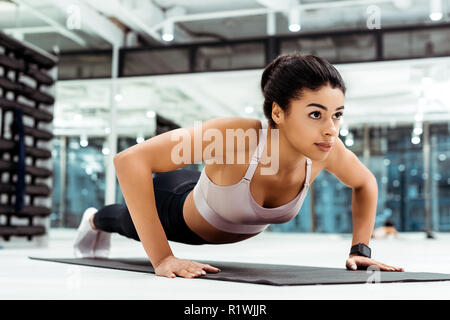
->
<box><xmin>154</xmin><ymin>255</ymin><xmax>221</xmax><ymax>279</ymax></box>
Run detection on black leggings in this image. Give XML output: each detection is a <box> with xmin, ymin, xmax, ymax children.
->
<box><xmin>93</xmin><ymin>169</ymin><xmax>209</xmax><ymax>245</ymax></box>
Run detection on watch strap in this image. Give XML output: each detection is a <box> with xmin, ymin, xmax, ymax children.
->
<box><xmin>350</xmin><ymin>243</ymin><xmax>371</xmax><ymax>258</ymax></box>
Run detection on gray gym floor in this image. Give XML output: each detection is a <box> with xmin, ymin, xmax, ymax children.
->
<box><xmin>1</xmin><ymin>230</ymin><xmax>450</xmax><ymax>299</ymax></box>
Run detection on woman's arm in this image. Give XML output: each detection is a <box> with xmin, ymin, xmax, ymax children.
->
<box><xmin>347</xmin><ymin>180</ymin><xmax>403</xmax><ymax>271</ymax></box>
<box><xmin>114</xmin><ymin>155</ymin><xmax>222</xmax><ymax>278</ymax></box>
<box><xmin>350</xmin><ymin>178</ymin><xmax>377</xmax><ymax>247</ymax></box>
<box><xmin>324</xmin><ymin>139</ymin><xmax>404</xmax><ymax>272</ymax></box>
<box><xmin>324</xmin><ymin>138</ymin><xmax>377</xmax><ymax>245</ymax></box>
<box><xmin>113</xmin><ymin>156</ymin><xmax>173</xmax><ymax>268</ymax></box>
<box><xmin>113</xmin><ymin>117</ymin><xmax>255</xmax><ymax>278</ymax></box>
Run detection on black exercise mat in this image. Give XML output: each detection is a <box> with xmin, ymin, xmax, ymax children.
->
<box><xmin>29</xmin><ymin>257</ymin><xmax>450</xmax><ymax>286</ymax></box>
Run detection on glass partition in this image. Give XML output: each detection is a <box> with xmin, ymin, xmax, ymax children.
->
<box><xmin>51</xmin><ymin>136</ymin><xmax>106</xmax><ymax>228</ymax></box>
<box><xmin>430</xmin><ymin>123</ymin><xmax>450</xmax><ymax>231</ymax></box>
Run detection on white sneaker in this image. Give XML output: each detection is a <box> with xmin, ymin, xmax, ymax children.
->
<box><xmin>94</xmin><ymin>230</ymin><xmax>111</xmax><ymax>259</ymax></box>
<box><xmin>73</xmin><ymin>207</ymin><xmax>99</xmax><ymax>258</ymax></box>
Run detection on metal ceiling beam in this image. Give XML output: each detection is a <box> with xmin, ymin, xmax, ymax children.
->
<box><xmin>3</xmin><ymin>26</ymin><xmax>56</xmax><ymax>35</ymax></box>
<box><xmin>256</xmin><ymin>0</ymin><xmax>292</xmax><ymax>11</ymax></box>
<box><xmin>110</xmin><ymin>4</ymin><xmax>161</xmax><ymax>41</ymax></box>
<box><xmin>45</xmin><ymin>0</ymin><xmax>125</xmax><ymax>47</ymax></box>
<box><xmin>150</xmin><ymin>0</ymin><xmax>397</xmax><ymax>34</ymax></box>
<box><xmin>5</xmin><ymin>1</ymin><xmax>126</xmax><ymax>47</ymax></box>
<box><xmin>12</xmin><ymin>0</ymin><xmax>87</xmax><ymax>47</ymax></box>
<box><xmin>87</xmin><ymin>0</ymin><xmax>167</xmax><ymax>44</ymax></box>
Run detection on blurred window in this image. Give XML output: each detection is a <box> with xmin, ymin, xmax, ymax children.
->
<box><xmin>195</xmin><ymin>41</ymin><xmax>265</xmax><ymax>72</ymax></box>
<box><xmin>280</xmin><ymin>34</ymin><xmax>377</xmax><ymax>63</ymax></box>
<box><xmin>122</xmin><ymin>48</ymin><xmax>191</xmax><ymax>76</ymax></box>
<box><xmin>58</xmin><ymin>52</ymin><xmax>112</xmax><ymax>80</ymax></box>
<box><xmin>384</xmin><ymin>27</ymin><xmax>450</xmax><ymax>59</ymax></box>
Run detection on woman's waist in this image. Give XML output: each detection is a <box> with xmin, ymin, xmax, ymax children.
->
<box><xmin>182</xmin><ymin>190</ymin><xmax>261</xmax><ymax>244</ymax></box>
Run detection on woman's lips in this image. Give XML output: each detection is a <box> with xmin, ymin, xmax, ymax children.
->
<box><xmin>315</xmin><ymin>143</ymin><xmax>332</xmax><ymax>152</ymax></box>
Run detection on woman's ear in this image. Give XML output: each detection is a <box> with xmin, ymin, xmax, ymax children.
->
<box><xmin>271</xmin><ymin>102</ymin><xmax>283</xmax><ymax>125</ymax></box>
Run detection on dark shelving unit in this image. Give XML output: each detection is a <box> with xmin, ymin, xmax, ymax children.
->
<box><xmin>0</xmin><ymin>31</ymin><xmax>57</xmax><ymax>241</ymax></box>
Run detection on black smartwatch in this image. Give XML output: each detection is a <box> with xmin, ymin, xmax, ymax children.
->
<box><xmin>350</xmin><ymin>243</ymin><xmax>371</xmax><ymax>258</ymax></box>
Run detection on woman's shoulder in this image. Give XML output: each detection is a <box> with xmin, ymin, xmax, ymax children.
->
<box><xmin>202</xmin><ymin>117</ymin><xmax>263</xmax><ymax>167</ymax></box>
<box><xmin>206</xmin><ymin>117</ymin><xmax>262</xmax><ymax>132</ymax></box>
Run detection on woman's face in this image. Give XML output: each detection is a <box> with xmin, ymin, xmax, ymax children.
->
<box><xmin>275</xmin><ymin>84</ymin><xmax>345</xmax><ymax>161</ymax></box>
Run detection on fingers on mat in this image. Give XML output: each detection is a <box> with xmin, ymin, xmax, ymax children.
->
<box><xmin>187</xmin><ymin>266</ymin><xmax>205</xmax><ymax>276</ymax></box>
<box><xmin>202</xmin><ymin>264</ymin><xmax>221</xmax><ymax>273</ymax></box>
<box><xmin>177</xmin><ymin>269</ymin><xmax>197</xmax><ymax>278</ymax></box>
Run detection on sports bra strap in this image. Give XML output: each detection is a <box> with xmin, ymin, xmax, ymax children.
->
<box><xmin>243</xmin><ymin>120</ymin><xmax>267</xmax><ymax>181</ymax></box>
<box><xmin>304</xmin><ymin>157</ymin><xmax>312</xmax><ymax>187</ymax></box>
<box><xmin>243</xmin><ymin>121</ymin><xmax>312</xmax><ymax>185</ymax></box>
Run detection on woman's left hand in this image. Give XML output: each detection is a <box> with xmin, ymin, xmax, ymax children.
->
<box><xmin>346</xmin><ymin>254</ymin><xmax>404</xmax><ymax>272</ymax></box>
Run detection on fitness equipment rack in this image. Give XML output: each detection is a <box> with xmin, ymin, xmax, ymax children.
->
<box><xmin>0</xmin><ymin>31</ymin><xmax>58</xmax><ymax>241</ymax></box>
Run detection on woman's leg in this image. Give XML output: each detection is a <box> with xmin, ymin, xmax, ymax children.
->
<box><xmin>92</xmin><ymin>169</ymin><xmax>207</xmax><ymax>245</ymax></box>
<box><xmin>93</xmin><ymin>204</ymin><xmax>140</xmax><ymax>241</ymax></box>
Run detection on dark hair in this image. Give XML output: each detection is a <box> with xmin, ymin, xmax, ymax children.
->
<box><xmin>384</xmin><ymin>220</ymin><xmax>395</xmax><ymax>227</ymax></box>
<box><xmin>261</xmin><ymin>53</ymin><xmax>346</xmax><ymax>128</ymax></box>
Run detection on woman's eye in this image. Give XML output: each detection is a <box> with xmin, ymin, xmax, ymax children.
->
<box><xmin>310</xmin><ymin>111</ymin><xmax>321</xmax><ymax>119</ymax></box>
<box><xmin>309</xmin><ymin>112</ymin><xmax>344</xmax><ymax>119</ymax></box>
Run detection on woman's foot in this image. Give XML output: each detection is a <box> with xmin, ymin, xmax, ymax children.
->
<box><xmin>73</xmin><ymin>207</ymin><xmax>99</xmax><ymax>258</ymax></box>
<box><xmin>94</xmin><ymin>230</ymin><xmax>111</xmax><ymax>259</ymax></box>
<box><xmin>73</xmin><ymin>207</ymin><xmax>112</xmax><ymax>258</ymax></box>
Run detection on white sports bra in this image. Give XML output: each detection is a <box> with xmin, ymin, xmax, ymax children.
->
<box><xmin>192</xmin><ymin>120</ymin><xmax>312</xmax><ymax>234</ymax></box>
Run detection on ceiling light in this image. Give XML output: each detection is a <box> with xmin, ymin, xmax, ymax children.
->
<box><xmin>136</xmin><ymin>135</ymin><xmax>145</xmax><ymax>144</ymax></box>
<box><xmin>411</xmin><ymin>135</ymin><xmax>421</xmax><ymax>145</ymax></box>
<box><xmin>344</xmin><ymin>137</ymin><xmax>354</xmax><ymax>147</ymax></box>
<box><xmin>430</xmin><ymin>12</ymin><xmax>443</xmax><ymax>21</ymax></box>
<box><xmin>162</xmin><ymin>20</ymin><xmax>174</xmax><ymax>42</ymax></box>
<box><xmin>244</xmin><ymin>106</ymin><xmax>254</xmax><ymax>114</ymax></box>
<box><xmin>429</xmin><ymin>0</ymin><xmax>443</xmax><ymax>21</ymax></box>
<box><xmin>146</xmin><ymin>110</ymin><xmax>156</xmax><ymax>118</ymax></box>
<box><xmin>80</xmin><ymin>135</ymin><xmax>88</xmax><ymax>147</ymax></box>
<box><xmin>340</xmin><ymin>128</ymin><xmax>349</xmax><ymax>136</ymax></box>
<box><xmin>288</xmin><ymin>0</ymin><xmax>301</xmax><ymax>32</ymax></box>
<box><xmin>288</xmin><ymin>23</ymin><xmax>301</xmax><ymax>32</ymax></box>
<box><xmin>344</xmin><ymin>133</ymin><xmax>354</xmax><ymax>147</ymax></box>
<box><xmin>413</xmin><ymin>122</ymin><xmax>423</xmax><ymax>135</ymax></box>
<box><xmin>413</xmin><ymin>127</ymin><xmax>423</xmax><ymax>135</ymax></box>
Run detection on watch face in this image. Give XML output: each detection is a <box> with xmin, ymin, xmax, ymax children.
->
<box><xmin>359</xmin><ymin>244</ymin><xmax>371</xmax><ymax>258</ymax></box>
